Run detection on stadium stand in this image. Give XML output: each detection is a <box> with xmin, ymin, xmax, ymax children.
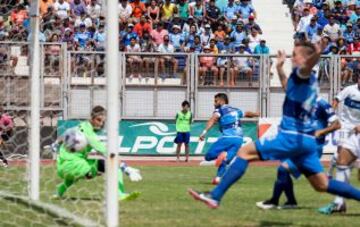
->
<box><xmin>1</xmin><ymin>0</ymin><xmax>357</xmax><ymax>91</ymax></box>
<box><xmin>0</xmin><ymin>0</ymin><xmax>266</xmax><ymax>87</ymax></box>
<box><xmin>285</xmin><ymin>0</ymin><xmax>360</xmax><ymax>85</ymax></box>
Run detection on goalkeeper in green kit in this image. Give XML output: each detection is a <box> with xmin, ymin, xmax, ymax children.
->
<box><xmin>54</xmin><ymin>106</ymin><xmax>141</xmax><ymax>201</ymax></box>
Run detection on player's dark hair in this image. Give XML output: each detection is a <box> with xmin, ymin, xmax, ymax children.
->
<box><xmin>215</xmin><ymin>93</ymin><xmax>229</xmax><ymax>104</ymax></box>
<box><xmin>295</xmin><ymin>41</ymin><xmax>316</xmax><ymax>55</ymax></box>
<box><xmin>182</xmin><ymin>100</ymin><xmax>190</xmax><ymax>107</ymax></box>
<box><xmin>91</xmin><ymin>105</ymin><xmax>106</xmax><ymax>118</ymax></box>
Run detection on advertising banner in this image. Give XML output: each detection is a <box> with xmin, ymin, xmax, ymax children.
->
<box><xmin>58</xmin><ymin>120</ymin><xmax>257</xmax><ymax>155</ymax></box>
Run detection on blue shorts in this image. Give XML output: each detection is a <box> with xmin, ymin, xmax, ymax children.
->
<box><xmin>205</xmin><ymin>136</ymin><xmax>243</xmax><ymax>163</ymax></box>
<box><xmin>174</xmin><ymin>132</ymin><xmax>190</xmax><ymax>144</ymax></box>
<box><xmin>283</xmin><ymin>141</ymin><xmax>325</xmax><ymax>179</ymax></box>
<box><xmin>255</xmin><ymin>130</ymin><xmax>323</xmax><ymax>177</ymax></box>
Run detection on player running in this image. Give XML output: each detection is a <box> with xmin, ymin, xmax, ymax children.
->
<box><xmin>200</xmin><ymin>93</ymin><xmax>259</xmax><ymax>185</ymax></box>
<box><xmin>54</xmin><ymin>106</ymin><xmax>142</xmax><ymax>201</ymax></box>
<box><xmin>188</xmin><ymin>41</ymin><xmax>360</xmax><ymax>209</ymax></box>
<box><xmin>256</xmin><ymin>55</ymin><xmax>340</xmax><ymax>209</ymax></box>
<box><xmin>256</xmin><ymin>56</ymin><xmax>341</xmax><ymax>209</ymax></box>
<box><xmin>319</xmin><ymin>79</ymin><xmax>360</xmax><ymax>214</ymax></box>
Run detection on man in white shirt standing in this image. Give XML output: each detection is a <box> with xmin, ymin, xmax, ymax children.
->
<box><xmin>158</xmin><ymin>35</ymin><xmax>178</xmax><ymax>79</ymax></box>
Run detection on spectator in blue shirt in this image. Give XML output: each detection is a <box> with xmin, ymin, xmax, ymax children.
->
<box><xmin>216</xmin><ymin>0</ymin><xmax>228</xmax><ymax>14</ymax></box>
<box><xmin>27</xmin><ymin>28</ymin><xmax>47</xmax><ymax>42</ymax></box>
<box><xmin>184</xmin><ymin>25</ymin><xmax>199</xmax><ymax>47</ymax></box>
<box><xmin>71</xmin><ymin>0</ymin><xmax>87</xmax><ymax>17</ymax></box>
<box><xmin>253</xmin><ymin>39</ymin><xmax>269</xmax><ymax>54</ymax></box>
<box><xmin>313</xmin><ymin>0</ymin><xmax>325</xmax><ymax>9</ymax></box>
<box><xmin>353</xmin><ymin>18</ymin><xmax>360</xmax><ymax>40</ymax></box>
<box><xmin>218</xmin><ymin>35</ymin><xmax>234</xmax><ymax>52</ymax></box>
<box><xmin>94</xmin><ymin>25</ymin><xmax>106</xmax><ymax>51</ymax></box>
<box><xmin>228</xmin><ymin>15</ymin><xmax>239</xmax><ymax>32</ymax></box>
<box><xmin>240</xmin><ymin>38</ymin><xmax>252</xmax><ymax>54</ymax></box>
<box><xmin>122</xmin><ymin>23</ymin><xmax>138</xmax><ymax>47</ymax></box>
<box><xmin>305</xmin><ymin>17</ymin><xmax>321</xmax><ymax>40</ymax></box>
<box><xmin>316</xmin><ymin>3</ymin><xmax>328</xmax><ymax>19</ymax></box>
<box><xmin>343</xmin><ymin>23</ymin><xmax>355</xmax><ymax>44</ymax></box>
<box><xmin>186</xmin><ymin>35</ymin><xmax>202</xmax><ymax>53</ymax></box>
<box><xmin>230</xmin><ymin>22</ymin><xmax>246</xmax><ymax>48</ymax></box>
<box><xmin>316</xmin><ymin>7</ymin><xmax>331</xmax><ymax>28</ymax></box>
<box><xmin>238</xmin><ymin>0</ymin><xmax>256</xmax><ymax>20</ymax></box>
<box><xmin>223</xmin><ymin>0</ymin><xmax>239</xmax><ymax>23</ymax></box>
<box><xmin>74</xmin><ymin>23</ymin><xmax>91</xmax><ymax>49</ymax></box>
<box><xmin>349</xmin><ymin>5</ymin><xmax>360</xmax><ymax>24</ymax></box>
<box><xmin>169</xmin><ymin>25</ymin><xmax>184</xmax><ymax>51</ymax></box>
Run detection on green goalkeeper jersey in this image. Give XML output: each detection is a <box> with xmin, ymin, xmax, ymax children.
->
<box><xmin>58</xmin><ymin>121</ymin><xmax>106</xmax><ymax>163</ymax></box>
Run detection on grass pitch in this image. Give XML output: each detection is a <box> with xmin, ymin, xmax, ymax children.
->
<box><xmin>1</xmin><ymin>164</ymin><xmax>360</xmax><ymax>226</ymax></box>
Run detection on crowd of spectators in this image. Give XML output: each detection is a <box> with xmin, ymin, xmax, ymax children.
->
<box><xmin>0</xmin><ymin>0</ymin><xmax>266</xmax><ymax>52</ymax></box>
<box><xmin>287</xmin><ymin>0</ymin><xmax>360</xmax><ymax>85</ymax></box>
<box><xmin>3</xmin><ymin>0</ymin><xmax>360</xmax><ymax>85</ymax></box>
<box><xmin>0</xmin><ymin>0</ymin><xmax>268</xmax><ymax>85</ymax></box>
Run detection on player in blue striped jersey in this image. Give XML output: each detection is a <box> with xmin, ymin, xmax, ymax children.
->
<box><xmin>256</xmin><ymin>54</ymin><xmax>340</xmax><ymax>209</ymax></box>
<box><xmin>199</xmin><ymin>93</ymin><xmax>259</xmax><ymax>185</ymax></box>
<box><xmin>188</xmin><ymin>41</ymin><xmax>360</xmax><ymax>210</ymax></box>
<box><xmin>256</xmin><ymin>100</ymin><xmax>340</xmax><ymax>209</ymax></box>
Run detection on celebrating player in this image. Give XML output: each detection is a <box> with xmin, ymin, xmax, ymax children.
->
<box><xmin>54</xmin><ymin>105</ymin><xmax>142</xmax><ymax>201</ymax></box>
<box><xmin>174</xmin><ymin>100</ymin><xmax>192</xmax><ymax>162</ymax></box>
<box><xmin>256</xmin><ymin>58</ymin><xmax>340</xmax><ymax>209</ymax></box>
<box><xmin>319</xmin><ymin>78</ymin><xmax>360</xmax><ymax>214</ymax></box>
<box><xmin>200</xmin><ymin>93</ymin><xmax>259</xmax><ymax>185</ymax></box>
<box><xmin>188</xmin><ymin>41</ymin><xmax>360</xmax><ymax>209</ymax></box>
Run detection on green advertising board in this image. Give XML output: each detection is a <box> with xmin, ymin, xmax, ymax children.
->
<box><xmin>58</xmin><ymin>120</ymin><xmax>257</xmax><ymax>156</ymax></box>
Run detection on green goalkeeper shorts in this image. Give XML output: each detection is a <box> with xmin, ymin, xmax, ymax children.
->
<box><xmin>57</xmin><ymin>158</ymin><xmax>98</xmax><ymax>181</ymax></box>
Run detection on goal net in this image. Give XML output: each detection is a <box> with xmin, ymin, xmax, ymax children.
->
<box><xmin>0</xmin><ymin>0</ymin><xmax>120</xmax><ymax>225</ymax></box>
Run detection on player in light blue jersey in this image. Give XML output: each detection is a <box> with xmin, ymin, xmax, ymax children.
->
<box><xmin>256</xmin><ymin>60</ymin><xmax>340</xmax><ymax>209</ymax></box>
<box><xmin>199</xmin><ymin>93</ymin><xmax>259</xmax><ymax>185</ymax></box>
<box><xmin>188</xmin><ymin>41</ymin><xmax>360</xmax><ymax>209</ymax></box>
<box><xmin>256</xmin><ymin>99</ymin><xmax>340</xmax><ymax>209</ymax></box>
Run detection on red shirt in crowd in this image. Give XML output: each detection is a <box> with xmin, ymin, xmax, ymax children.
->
<box><xmin>131</xmin><ymin>1</ymin><xmax>146</xmax><ymax>18</ymax></box>
<box><xmin>134</xmin><ymin>22</ymin><xmax>152</xmax><ymax>37</ymax></box>
<box><xmin>347</xmin><ymin>41</ymin><xmax>360</xmax><ymax>55</ymax></box>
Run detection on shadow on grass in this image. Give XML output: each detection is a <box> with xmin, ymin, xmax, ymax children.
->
<box><xmin>259</xmin><ymin>220</ymin><xmax>292</xmax><ymax>226</ymax></box>
<box><xmin>62</xmin><ymin>197</ymin><xmax>102</xmax><ymax>201</ymax></box>
<box><xmin>338</xmin><ymin>213</ymin><xmax>360</xmax><ymax>217</ymax></box>
<box><xmin>200</xmin><ymin>181</ymin><xmax>214</xmax><ymax>185</ymax></box>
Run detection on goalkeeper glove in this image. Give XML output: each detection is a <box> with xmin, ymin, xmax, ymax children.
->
<box><xmin>51</xmin><ymin>142</ymin><xmax>60</xmax><ymax>153</ymax></box>
<box><xmin>120</xmin><ymin>162</ymin><xmax>143</xmax><ymax>182</ymax></box>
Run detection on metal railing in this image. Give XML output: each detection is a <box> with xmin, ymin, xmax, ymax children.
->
<box><xmin>0</xmin><ymin>41</ymin><xmax>351</xmax><ymax>120</ymax></box>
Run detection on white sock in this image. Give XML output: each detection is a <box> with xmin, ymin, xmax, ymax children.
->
<box><xmin>333</xmin><ymin>165</ymin><xmax>351</xmax><ymax>205</ymax></box>
<box><xmin>327</xmin><ymin>154</ymin><xmax>337</xmax><ymax>177</ymax></box>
